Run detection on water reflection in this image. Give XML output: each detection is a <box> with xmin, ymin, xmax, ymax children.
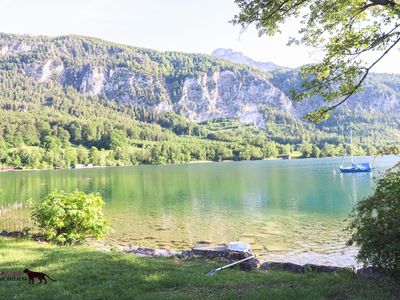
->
<box><xmin>0</xmin><ymin>156</ymin><xmax>398</xmax><ymax>262</ymax></box>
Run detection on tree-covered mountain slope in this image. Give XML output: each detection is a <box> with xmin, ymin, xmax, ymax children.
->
<box><xmin>212</xmin><ymin>47</ymin><xmax>400</xmax><ymax>144</ymax></box>
<box><xmin>0</xmin><ymin>33</ymin><xmax>398</xmax><ymax>168</ymax></box>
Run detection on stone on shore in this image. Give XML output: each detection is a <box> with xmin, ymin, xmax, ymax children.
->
<box><xmin>123</xmin><ymin>246</ymin><xmax>178</xmax><ymax>257</ymax></box>
<box><xmin>191</xmin><ymin>244</ymin><xmax>260</xmax><ymax>271</ymax></box>
<box><xmin>303</xmin><ymin>264</ymin><xmax>341</xmax><ymax>273</ymax></box>
<box><xmin>261</xmin><ymin>262</ymin><xmax>304</xmax><ymax>273</ymax></box>
<box><xmin>0</xmin><ymin>230</ymin><xmax>23</xmax><ymax>237</ymax></box>
<box><xmin>96</xmin><ymin>247</ymin><xmax>111</xmax><ymax>252</ymax></box>
<box><xmin>240</xmin><ymin>257</ymin><xmax>260</xmax><ymax>271</ymax></box>
<box><xmin>191</xmin><ymin>244</ymin><xmax>253</xmax><ymax>260</ymax></box>
<box><xmin>356</xmin><ymin>267</ymin><xmax>388</xmax><ymax>279</ymax></box>
<box><xmin>176</xmin><ymin>250</ymin><xmax>192</xmax><ymax>259</ymax></box>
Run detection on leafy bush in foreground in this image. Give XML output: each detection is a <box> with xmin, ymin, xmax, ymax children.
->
<box><xmin>347</xmin><ymin>163</ymin><xmax>400</xmax><ymax>275</ymax></box>
<box><xmin>32</xmin><ymin>190</ymin><xmax>110</xmax><ymax>245</ymax></box>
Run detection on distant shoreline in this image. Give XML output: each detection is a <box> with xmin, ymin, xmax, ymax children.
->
<box><xmin>0</xmin><ymin>154</ymin><xmax>387</xmax><ymax>173</ymax></box>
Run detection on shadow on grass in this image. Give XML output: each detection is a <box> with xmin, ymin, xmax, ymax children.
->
<box><xmin>0</xmin><ymin>238</ymin><xmax>399</xmax><ymax>299</ymax></box>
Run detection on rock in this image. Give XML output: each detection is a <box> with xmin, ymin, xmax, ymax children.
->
<box><xmin>176</xmin><ymin>250</ymin><xmax>192</xmax><ymax>259</ymax></box>
<box><xmin>240</xmin><ymin>257</ymin><xmax>260</xmax><ymax>271</ymax></box>
<box><xmin>261</xmin><ymin>262</ymin><xmax>304</xmax><ymax>273</ymax></box>
<box><xmin>31</xmin><ymin>234</ymin><xmax>45</xmax><ymax>242</ymax></box>
<box><xmin>261</xmin><ymin>262</ymin><xmax>356</xmax><ymax>274</ymax></box>
<box><xmin>0</xmin><ymin>230</ymin><xmax>8</xmax><ymax>236</ymax></box>
<box><xmin>153</xmin><ymin>248</ymin><xmax>178</xmax><ymax>257</ymax></box>
<box><xmin>6</xmin><ymin>231</ymin><xmax>23</xmax><ymax>238</ymax></box>
<box><xmin>191</xmin><ymin>244</ymin><xmax>253</xmax><ymax>260</ymax></box>
<box><xmin>356</xmin><ymin>267</ymin><xmax>388</xmax><ymax>279</ymax></box>
<box><xmin>191</xmin><ymin>245</ymin><xmax>229</xmax><ymax>259</ymax></box>
<box><xmin>96</xmin><ymin>247</ymin><xmax>111</xmax><ymax>252</ymax></box>
<box><xmin>123</xmin><ymin>246</ymin><xmax>178</xmax><ymax>257</ymax></box>
<box><xmin>116</xmin><ymin>245</ymin><xmax>129</xmax><ymax>252</ymax></box>
<box><xmin>303</xmin><ymin>264</ymin><xmax>344</xmax><ymax>273</ymax></box>
<box><xmin>135</xmin><ymin>253</ymin><xmax>148</xmax><ymax>257</ymax></box>
<box><xmin>341</xmin><ymin>266</ymin><xmax>357</xmax><ymax>274</ymax></box>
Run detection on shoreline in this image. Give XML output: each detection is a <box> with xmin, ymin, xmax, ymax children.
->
<box><xmin>1</xmin><ymin>238</ymin><xmax>396</xmax><ymax>299</ymax></box>
<box><xmin>0</xmin><ymin>154</ymin><xmax>383</xmax><ymax>173</ymax></box>
<box><xmin>0</xmin><ymin>229</ymin><xmax>358</xmax><ymax>268</ymax></box>
<box><xmin>2</xmin><ymin>235</ymin><xmax>384</xmax><ymax>281</ymax></box>
<box><xmin>86</xmin><ymin>235</ymin><xmax>361</xmax><ymax>268</ymax></box>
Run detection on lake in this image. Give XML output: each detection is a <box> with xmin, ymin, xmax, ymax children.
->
<box><xmin>1</xmin><ymin>156</ymin><xmax>398</xmax><ymax>266</ymax></box>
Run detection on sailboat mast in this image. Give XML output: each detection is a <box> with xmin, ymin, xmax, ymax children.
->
<box><xmin>350</xmin><ymin>129</ymin><xmax>354</xmax><ymax>164</ymax></box>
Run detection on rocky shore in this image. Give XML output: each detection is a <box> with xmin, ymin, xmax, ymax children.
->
<box><xmin>96</xmin><ymin>243</ymin><xmax>387</xmax><ymax>279</ymax></box>
<box><xmin>0</xmin><ymin>230</ymin><xmax>389</xmax><ymax>279</ymax></box>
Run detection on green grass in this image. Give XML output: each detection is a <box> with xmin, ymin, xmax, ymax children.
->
<box><xmin>0</xmin><ymin>238</ymin><xmax>398</xmax><ymax>299</ymax></box>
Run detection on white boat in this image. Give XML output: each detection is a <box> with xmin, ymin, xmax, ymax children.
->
<box><xmin>340</xmin><ymin>130</ymin><xmax>372</xmax><ymax>173</ymax></box>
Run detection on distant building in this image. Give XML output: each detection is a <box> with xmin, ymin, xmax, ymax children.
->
<box><xmin>278</xmin><ymin>154</ymin><xmax>291</xmax><ymax>160</ymax></box>
<box><xmin>72</xmin><ymin>164</ymin><xmax>94</xmax><ymax>169</ymax></box>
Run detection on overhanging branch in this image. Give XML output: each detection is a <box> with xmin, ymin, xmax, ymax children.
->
<box><xmin>316</xmin><ymin>35</ymin><xmax>400</xmax><ymax>117</ymax></box>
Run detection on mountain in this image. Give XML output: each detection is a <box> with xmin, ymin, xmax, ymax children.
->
<box><xmin>212</xmin><ymin>48</ymin><xmax>286</xmax><ymax>72</ymax></box>
<box><xmin>0</xmin><ymin>33</ymin><xmax>399</xmax><ymax>169</ymax></box>
<box><xmin>0</xmin><ymin>34</ymin><xmax>296</xmax><ymax>128</ymax></box>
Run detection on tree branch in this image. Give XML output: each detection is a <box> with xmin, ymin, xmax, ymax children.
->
<box><xmin>317</xmin><ymin>35</ymin><xmax>400</xmax><ymax>117</ymax></box>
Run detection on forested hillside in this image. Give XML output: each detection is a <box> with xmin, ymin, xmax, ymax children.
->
<box><xmin>0</xmin><ymin>33</ymin><xmax>398</xmax><ymax>169</ymax></box>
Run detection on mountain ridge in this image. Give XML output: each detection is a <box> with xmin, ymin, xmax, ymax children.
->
<box><xmin>211</xmin><ymin>48</ymin><xmax>288</xmax><ymax>72</ymax></box>
<box><xmin>0</xmin><ymin>33</ymin><xmax>399</xmax><ymax>152</ymax></box>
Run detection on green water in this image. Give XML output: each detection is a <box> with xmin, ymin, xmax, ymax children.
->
<box><xmin>0</xmin><ymin>156</ymin><xmax>398</xmax><ymax>261</ymax></box>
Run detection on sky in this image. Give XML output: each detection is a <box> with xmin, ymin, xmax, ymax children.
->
<box><xmin>0</xmin><ymin>0</ymin><xmax>398</xmax><ymax>73</ymax></box>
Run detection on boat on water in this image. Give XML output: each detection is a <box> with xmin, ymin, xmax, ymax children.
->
<box><xmin>340</xmin><ymin>130</ymin><xmax>372</xmax><ymax>173</ymax></box>
<box><xmin>340</xmin><ymin>162</ymin><xmax>372</xmax><ymax>173</ymax></box>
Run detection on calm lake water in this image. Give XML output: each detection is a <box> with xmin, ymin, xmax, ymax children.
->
<box><xmin>1</xmin><ymin>156</ymin><xmax>398</xmax><ymax>266</ymax></box>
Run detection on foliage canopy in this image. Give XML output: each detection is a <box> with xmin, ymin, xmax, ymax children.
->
<box><xmin>347</xmin><ymin>162</ymin><xmax>400</xmax><ymax>275</ymax></box>
<box><xmin>233</xmin><ymin>0</ymin><xmax>400</xmax><ymax>122</ymax></box>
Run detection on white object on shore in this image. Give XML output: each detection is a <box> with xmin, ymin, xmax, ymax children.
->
<box><xmin>227</xmin><ymin>242</ymin><xmax>252</xmax><ymax>253</ymax></box>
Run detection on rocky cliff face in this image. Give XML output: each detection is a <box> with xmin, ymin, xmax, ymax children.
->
<box><xmin>0</xmin><ymin>34</ymin><xmax>297</xmax><ymax>128</ymax></box>
<box><xmin>212</xmin><ymin>48</ymin><xmax>400</xmax><ymax>117</ymax></box>
<box><xmin>0</xmin><ymin>33</ymin><xmax>399</xmax><ymax>129</ymax></box>
<box><xmin>174</xmin><ymin>70</ymin><xmax>293</xmax><ymax>127</ymax></box>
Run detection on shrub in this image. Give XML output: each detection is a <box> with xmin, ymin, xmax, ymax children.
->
<box><xmin>32</xmin><ymin>190</ymin><xmax>110</xmax><ymax>245</ymax></box>
<box><xmin>347</xmin><ymin>163</ymin><xmax>400</xmax><ymax>275</ymax></box>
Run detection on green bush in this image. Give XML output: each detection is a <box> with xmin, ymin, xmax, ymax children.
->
<box><xmin>347</xmin><ymin>163</ymin><xmax>400</xmax><ymax>275</ymax></box>
<box><xmin>32</xmin><ymin>190</ymin><xmax>110</xmax><ymax>245</ymax></box>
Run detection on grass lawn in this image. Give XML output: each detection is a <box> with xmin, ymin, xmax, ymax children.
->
<box><xmin>0</xmin><ymin>238</ymin><xmax>398</xmax><ymax>299</ymax></box>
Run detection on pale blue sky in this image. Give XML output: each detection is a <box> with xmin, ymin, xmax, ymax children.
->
<box><xmin>0</xmin><ymin>0</ymin><xmax>398</xmax><ymax>73</ymax></box>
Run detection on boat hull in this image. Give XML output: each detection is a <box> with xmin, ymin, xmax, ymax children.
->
<box><xmin>340</xmin><ymin>168</ymin><xmax>372</xmax><ymax>173</ymax></box>
<box><xmin>340</xmin><ymin>163</ymin><xmax>372</xmax><ymax>173</ymax></box>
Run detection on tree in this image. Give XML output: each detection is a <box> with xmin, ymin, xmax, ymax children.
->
<box><xmin>110</xmin><ymin>129</ymin><xmax>128</xmax><ymax>150</ymax></box>
<box><xmin>89</xmin><ymin>146</ymin><xmax>101</xmax><ymax>165</ymax></box>
<box><xmin>262</xmin><ymin>141</ymin><xmax>278</xmax><ymax>158</ymax></box>
<box><xmin>17</xmin><ymin>147</ymin><xmax>43</xmax><ymax>168</ymax></box>
<box><xmin>42</xmin><ymin>136</ymin><xmax>61</xmax><ymax>151</ymax></box>
<box><xmin>300</xmin><ymin>143</ymin><xmax>313</xmax><ymax>158</ymax></box>
<box><xmin>77</xmin><ymin>145</ymin><xmax>89</xmax><ymax>164</ymax></box>
<box><xmin>311</xmin><ymin>144</ymin><xmax>321</xmax><ymax>158</ymax></box>
<box><xmin>64</xmin><ymin>147</ymin><xmax>78</xmax><ymax>166</ymax></box>
<box><xmin>347</xmin><ymin>163</ymin><xmax>400</xmax><ymax>275</ymax></box>
<box><xmin>233</xmin><ymin>0</ymin><xmax>400</xmax><ymax>122</ymax></box>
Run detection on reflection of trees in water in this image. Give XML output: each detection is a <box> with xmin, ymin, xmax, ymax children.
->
<box><xmin>0</xmin><ymin>201</ymin><xmax>32</xmax><ymax>231</ymax></box>
<box><xmin>0</xmin><ymin>156</ymin><xmax>397</xmax><ymax>241</ymax></box>
<box><xmin>0</xmin><ymin>202</ymin><xmax>23</xmax><ymax>216</ymax></box>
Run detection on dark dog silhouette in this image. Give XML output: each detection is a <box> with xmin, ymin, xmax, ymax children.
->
<box><xmin>23</xmin><ymin>269</ymin><xmax>56</xmax><ymax>284</ymax></box>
